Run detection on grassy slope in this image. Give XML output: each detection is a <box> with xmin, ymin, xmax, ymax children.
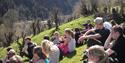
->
<box><xmin>0</xmin><ymin>16</ymin><xmax>93</xmax><ymax>63</ymax></box>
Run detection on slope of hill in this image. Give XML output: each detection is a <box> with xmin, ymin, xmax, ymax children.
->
<box><xmin>0</xmin><ymin>16</ymin><xmax>93</xmax><ymax>63</ymax></box>
<box><xmin>0</xmin><ymin>0</ymin><xmax>80</xmax><ymax>20</ymax></box>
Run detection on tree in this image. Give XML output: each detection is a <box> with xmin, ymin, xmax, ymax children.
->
<box><xmin>2</xmin><ymin>9</ymin><xmax>19</xmax><ymax>46</ymax></box>
<box><xmin>3</xmin><ymin>9</ymin><xmax>19</xmax><ymax>27</ymax></box>
<box><xmin>90</xmin><ymin>0</ymin><xmax>99</xmax><ymax>13</ymax></box>
<box><xmin>49</xmin><ymin>8</ymin><xmax>60</xmax><ymax>30</ymax></box>
<box><xmin>120</xmin><ymin>0</ymin><xmax>124</xmax><ymax>15</ymax></box>
<box><xmin>73</xmin><ymin>0</ymin><xmax>88</xmax><ymax>18</ymax></box>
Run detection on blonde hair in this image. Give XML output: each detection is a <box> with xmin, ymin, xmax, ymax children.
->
<box><xmin>54</xmin><ymin>31</ymin><xmax>60</xmax><ymax>36</ymax></box>
<box><xmin>88</xmin><ymin>45</ymin><xmax>108</xmax><ymax>63</ymax></box>
<box><xmin>65</xmin><ymin>28</ymin><xmax>75</xmax><ymax>38</ymax></box>
<box><xmin>41</xmin><ymin>40</ymin><xmax>53</xmax><ymax>57</ymax></box>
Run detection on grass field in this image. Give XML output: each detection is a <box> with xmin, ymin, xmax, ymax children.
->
<box><xmin>0</xmin><ymin>16</ymin><xmax>93</xmax><ymax>63</ymax></box>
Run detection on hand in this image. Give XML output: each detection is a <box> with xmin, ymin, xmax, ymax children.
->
<box><xmin>105</xmin><ymin>48</ymin><xmax>114</xmax><ymax>56</ymax></box>
<box><xmin>78</xmin><ymin>36</ymin><xmax>86</xmax><ymax>43</ymax></box>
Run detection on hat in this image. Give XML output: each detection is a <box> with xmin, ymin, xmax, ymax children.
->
<box><xmin>94</xmin><ymin>17</ymin><xmax>103</xmax><ymax>24</ymax></box>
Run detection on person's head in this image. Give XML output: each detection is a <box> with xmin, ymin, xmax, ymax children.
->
<box><xmin>33</xmin><ymin>46</ymin><xmax>46</xmax><ymax>60</ymax></box>
<box><xmin>111</xmin><ymin>25</ymin><xmax>123</xmax><ymax>40</ymax></box>
<box><xmin>7</xmin><ymin>49</ymin><xmax>16</xmax><ymax>58</ymax></box>
<box><xmin>24</xmin><ymin>37</ymin><xmax>31</xmax><ymax>44</ymax></box>
<box><xmin>41</xmin><ymin>40</ymin><xmax>53</xmax><ymax>57</ymax></box>
<box><xmin>64</xmin><ymin>28</ymin><xmax>75</xmax><ymax>38</ymax></box>
<box><xmin>120</xmin><ymin>22</ymin><xmax>125</xmax><ymax>29</ymax></box>
<box><xmin>53</xmin><ymin>31</ymin><xmax>60</xmax><ymax>38</ymax></box>
<box><xmin>110</xmin><ymin>20</ymin><xmax>117</xmax><ymax>26</ymax></box>
<box><xmin>9</xmin><ymin>55</ymin><xmax>23</xmax><ymax>63</ymax></box>
<box><xmin>87</xmin><ymin>45</ymin><xmax>108</xmax><ymax>63</ymax></box>
<box><xmin>7</xmin><ymin>47</ymin><xmax>13</xmax><ymax>52</ymax></box>
<box><xmin>94</xmin><ymin>17</ymin><xmax>104</xmax><ymax>29</ymax></box>
<box><xmin>86</xmin><ymin>20</ymin><xmax>91</xmax><ymax>24</ymax></box>
<box><xmin>43</xmin><ymin>35</ymin><xmax>50</xmax><ymax>40</ymax></box>
<box><xmin>74</xmin><ymin>28</ymin><xmax>80</xmax><ymax>32</ymax></box>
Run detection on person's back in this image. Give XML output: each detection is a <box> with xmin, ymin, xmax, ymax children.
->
<box><xmin>103</xmin><ymin>21</ymin><xmax>112</xmax><ymax>30</ymax></box>
<box><xmin>68</xmin><ymin>37</ymin><xmax>76</xmax><ymax>53</ymax></box>
<box><xmin>49</xmin><ymin>45</ymin><xmax>60</xmax><ymax>63</ymax></box>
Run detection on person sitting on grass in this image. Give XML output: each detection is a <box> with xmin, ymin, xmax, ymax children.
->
<box><xmin>74</xmin><ymin>28</ymin><xmax>83</xmax><ymax>47</ymax></box>
<box><xmin>82</xmin><ymin>20</ymin><xmax>94</xmax><ymax>33</ymax></box>
<box><xmin>22</xmin><ymin>37</ymin><xmax>36</xmax><ymax>59</ymax></box>
<box><xmin>51</xmin><ymin>31</ymin><xmax>61</xmax><ymax>45</ymax></box>
<box><xmin>41</xmin><ymin>40</ymin><xmax>60</xmax><ymax>63</ymax></box>
<box><xmin>64</xmin><ymin>28</ymin><xmax>76</xmax><ymax>53</ymax></box>
<box><xmin>79</xmin><ymin>17</ymin><xmax>110</xmax><ymax>48</ymax></box>
<box><xmin>105</xmin><ymin>25</ymin><xmax>125</xmax><ymax>63</ymax></box>
<box><xmin>31</xmin><ymin>46</ymin><xmax>49</xmax><ymax>63</ymax></box>
<box><xmin>3</xmin><ymin>48</ymin><xmax>16</xmax><ymax>63</ymax></box>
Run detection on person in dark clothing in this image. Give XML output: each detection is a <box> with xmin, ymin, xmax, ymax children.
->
<box><xmin>82</xmin><ymin>20</ymin><xmax>94</xmax><ymax>33</ymax></box>
<box><xmin>105</xmin><ymin>25</ymin><xmax>125</xmax><ymax>63</ymax></box>
<box><xmin>74</xmin><ymin>28</ymin><xmax>82</xmax><ymax>47</ymax></box>
<box><xmin>79</xmin><ymin>17</ymin><xmax>110</xmax><ymax>48</ymax></box>
<box><xmin>22</xmin><ymin>37</ymin><xmax>36</xmax><ymax>59</ymax></box>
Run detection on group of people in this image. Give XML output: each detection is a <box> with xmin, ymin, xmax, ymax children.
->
<box><xmin>1</xmin><ymin>16</ymin><xmax>125</xmax><ymax>63</ymax></box>
<box><xmin>2</xmin><ymin>28</ymin><xmax>78</xmax><ymax>63</ymax></box>
<box><xmin>78</xmin><ymin>17</ymin><xmax>125</xmax><ymax>63</ymax></box>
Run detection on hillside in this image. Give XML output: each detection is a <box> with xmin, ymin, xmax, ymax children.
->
<box><xmin>0</xmin><ymin>16</ymin><xmax>93</xmax><ymax>63</ymax></box>
<box><xmin>0</xmin><ymin>0</ymin><xmax>79</xmax><ymax>20</ymax></box>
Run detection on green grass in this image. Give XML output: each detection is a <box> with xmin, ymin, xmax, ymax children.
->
<box><xmin>0</xmin><ymin>16</ymin><xmax>93</xmax><ymax>63</ymax></box>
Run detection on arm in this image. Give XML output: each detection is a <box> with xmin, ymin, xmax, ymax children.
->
<box><xmin>78</xmin><ymin>29</ymin><xmax>96</xmax><ymax>43</ymax></box>
<box><xmin>104</xmin><ymin>32</ymin><xmax>113</xmax><ymax>49</ymax></box>
<box><xmin>78</xmin><ymin>33</ymin><xmax>101</xmax><ymax>42</ymax></box>
<box><xmin>85</xmin><ymin>33</ymin><xmax>101</xmax><ymax>39</ymax></box>
<box><xmin>83</xmin><ymin>29</ymin><xmax>95</xmax><ymax>36</ymax></box>
<box><xmin>105</xmin><ymin>48</ymin><xmax>114</xmax><ymax>56</ymax></box>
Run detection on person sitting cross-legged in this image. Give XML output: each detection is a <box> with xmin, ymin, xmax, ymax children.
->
<box><xmin>79</xmin><ymin>17</ymin><xmax>110</xmax><ymax>48</ymax></box>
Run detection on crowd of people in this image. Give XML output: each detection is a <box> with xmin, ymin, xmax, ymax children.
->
<box><xmin>0</xmin><ymin>16</ymin><xmax>125</xmax><ymax>63</ymax></box>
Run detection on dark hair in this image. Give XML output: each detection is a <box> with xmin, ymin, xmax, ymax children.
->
<box><xmin>43</xmin><ymin>35</ymin><xmax>49</xmax><ymax>40</ymax></box>
<box><xmin>110</xmin><ymin>20</ymin><xmax>117</xmax><ymax>26</ymax></box>
<box><xmin>25</xmin><ymin>37</ymin><xmax>31</xmax><ymax>41</ymax></box>
<box><xmin>33</xmin><ymin>46</ymin><xmax>46</xmax><ymax>59</ymax></box>
<box><xmin>7</xmin><ymin>47</ymin><xmax>12</xmax><ymax>52</ymax></box>
<box><xmin>74</xmin><ymin>28</ymin><xmax>80</xmax><ymax>32</ymax></box>
<box><xmin>112</xmin><ymin>25</ymin><xmax>123</xmax><ymax>35</ymax></box>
